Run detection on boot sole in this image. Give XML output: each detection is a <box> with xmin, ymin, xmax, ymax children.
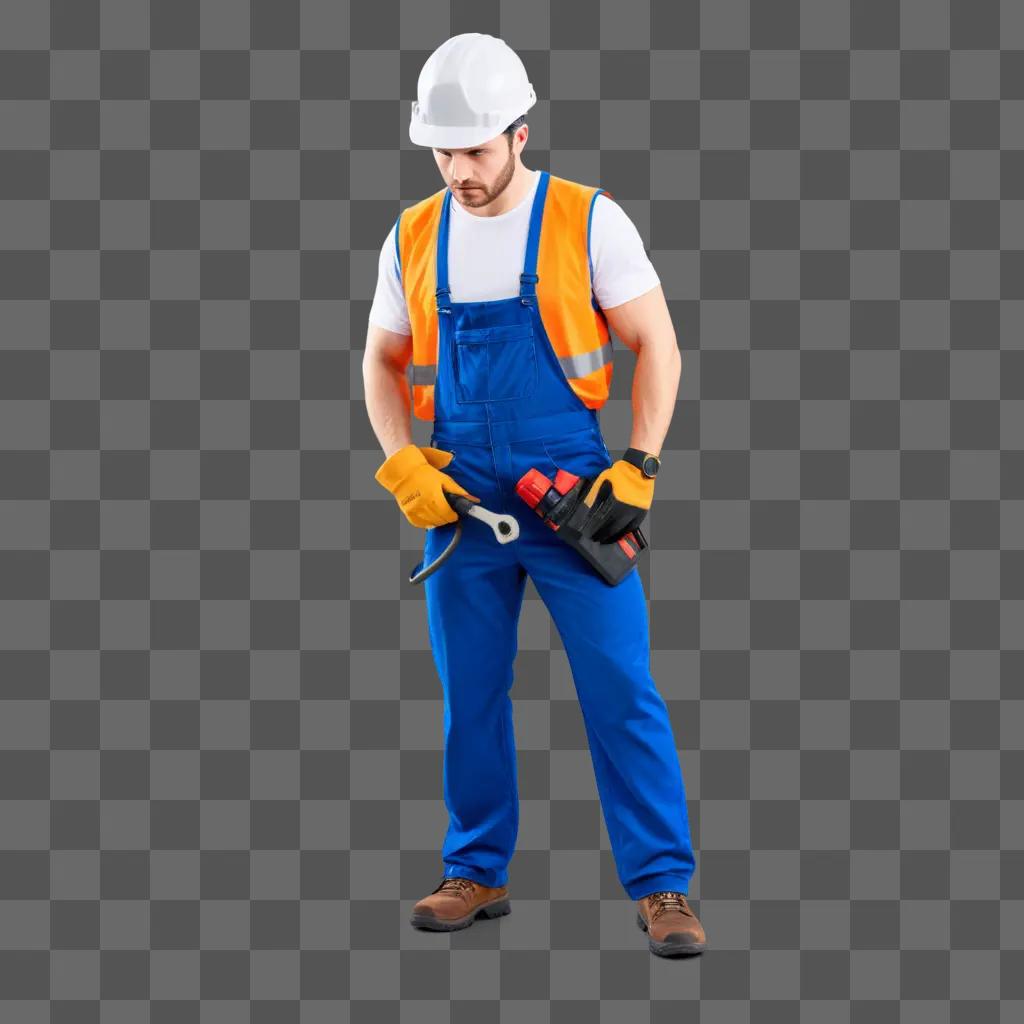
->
<box><xmin>410</xmin><ymin>896</ymin><xmax>511</xmax><ymax>932</ymax></box>
<box><xmin>636</xmin><ymin>911</ymin><xmax>705</xmax><ymax>957</ymax></box>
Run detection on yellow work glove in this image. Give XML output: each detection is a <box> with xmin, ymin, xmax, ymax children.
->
<box><xmin>374</xmin><ymin>444</ymin><xmax>480</xmax><ymax>529</ymax></box>
<box><xmin>581</xmin><ymin>459</ymin><xmax>655</xmax><ymax>543</ymax></box>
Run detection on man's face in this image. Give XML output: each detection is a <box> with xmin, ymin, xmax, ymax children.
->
<box><xmin>433</xmin><ymin>129</ymin><xmax>524</xmax><ymax>210</ymax></box>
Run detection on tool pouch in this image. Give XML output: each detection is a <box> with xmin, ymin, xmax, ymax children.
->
<box><xmin>515</xmin><ymin>467</ymin><xmax>648</xmax><ymax>586</ymax></box>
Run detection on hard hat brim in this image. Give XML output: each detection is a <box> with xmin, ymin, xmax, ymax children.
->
<box><xmin>409</xmin><ymin>97</ymin><xmax>536</xmax><ymax>150</ymax></box>
<box><xmin>409</xmin><ymin>121</ymin><xmax>504</xmax><ymax>150</ymax></box>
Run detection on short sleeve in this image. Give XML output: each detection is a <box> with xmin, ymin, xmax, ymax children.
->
<box><xmin>588</xmin><ymin>194</ymin><xmax>661</xmax><ymax>311</ymax></box>
<box><xmin>367</xmin><ymin>220</ymin><xmax>412</xmax><ymax>336</ymax></box>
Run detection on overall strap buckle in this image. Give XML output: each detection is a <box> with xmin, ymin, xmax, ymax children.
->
<box><xmin>519</xmin><ymin>272</ymin><xmax>539</xmax><ymax>306</ymax></box>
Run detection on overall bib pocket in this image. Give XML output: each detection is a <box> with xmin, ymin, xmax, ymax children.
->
<box><xmin>453</xmin><ymin>322</ymin><xmax>538</xmax><ymax>403</ymax></box>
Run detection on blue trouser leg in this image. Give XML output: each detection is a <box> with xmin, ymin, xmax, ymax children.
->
<box><xmin>516</xmin><ymin>502</ymin><xmax>696</xmax><ymax>901</ymax></box>
<box><xmin>422</xmin><ymin>472</ymin><xmax>526</xmax><ymax>889</ymax></box>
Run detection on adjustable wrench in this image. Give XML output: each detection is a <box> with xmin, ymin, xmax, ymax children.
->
<box><xmin>408</xmin><ymin>494</ymin><xmax>519</xmax><ymax>585</ymax></box>
<box><xmin>457</xmin><ymin>496</ymin><xmax>519</xmax><ymax>543</ymax></box>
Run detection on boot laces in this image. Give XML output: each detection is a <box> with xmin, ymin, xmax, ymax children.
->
<box><xmin>435</xmin><ymin>876</ymin><xmax>476</xmax><ymax>899</ymax></box>
<box><xmin>646</xmin><ymin>891</ymin><xmax>691</xmax><ymax>921</ymax></box>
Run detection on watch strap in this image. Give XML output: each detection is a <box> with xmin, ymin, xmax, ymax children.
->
<box><xmin>622</xmin><ymin>447</ymin><xmax>660</xmax><ymax>477</ymax></box>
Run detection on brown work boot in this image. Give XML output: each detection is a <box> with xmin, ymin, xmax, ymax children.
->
<box><xmin>636</xmin><ymin>890</ymin><xmax>706</xmax><ymax>957</ymax></box>
<box><xmin>409</xmin><ymin>876</ymin><xmax>511</xmax><ymax>932</ymax></box>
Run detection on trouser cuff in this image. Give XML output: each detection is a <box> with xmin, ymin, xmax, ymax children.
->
<box><xmin>443</xmin><ymin>863</ymin><xmax>507</xmax><ymax>888</ymax></box>
<box><xmin>627</xmin><ymin>874</ymin><xmax>692</xmax><ymax>901</ymax></box>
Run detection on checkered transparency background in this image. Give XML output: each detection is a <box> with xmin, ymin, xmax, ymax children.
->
<box><xmin>0</xmin><ymin>0</ymin><xmax>1022</xmax><ymax>1020</ymax></box>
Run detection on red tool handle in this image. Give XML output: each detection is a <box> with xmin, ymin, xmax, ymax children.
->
<box><xmin>515</xmin><ymin>467</ymin><xmax>581</xmax><ymax>509</ymax></box>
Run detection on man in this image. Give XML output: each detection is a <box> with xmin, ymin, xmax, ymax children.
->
<box><xmin>363</xmin><ymin>33</ymin><xmax>706</xmax><ymax>958</ymax></box>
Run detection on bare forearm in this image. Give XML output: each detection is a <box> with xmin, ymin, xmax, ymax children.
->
<box><xmin>363</xmin><ymin>354</ymin><xmax>413</xmax><ymax>458</ymax></box>
<box><xmin>629</xmin><ymin>334</ymin><xmax>681</xmax><ymax>457</ymax></box>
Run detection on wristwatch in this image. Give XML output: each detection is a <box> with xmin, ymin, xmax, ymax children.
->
<box><xmin>622</xmin><ymin>447</ymin><xmax>661</xmax><ymax>479</ymax></box>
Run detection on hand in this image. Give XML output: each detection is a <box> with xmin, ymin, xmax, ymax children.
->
<box><xmin>580</xmin><ymin>459</ymin><xmax>654</xmax><ymax>543</ymax></box>
<box><xmin>374</xmin><ymin>444</ymin><xmax>480</xmax><ymax>529</ymax></box>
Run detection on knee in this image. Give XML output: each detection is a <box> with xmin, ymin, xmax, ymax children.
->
<box><xmin>569</xmin><ymin>641</ymin><xmax>662</xmax><ymax>724</ymax></box>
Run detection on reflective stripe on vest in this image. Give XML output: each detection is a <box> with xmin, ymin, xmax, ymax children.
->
<box><xmin>405</xmin><ymin>339</ymin><xmax>614</xmax><ymax>387</ymax></box>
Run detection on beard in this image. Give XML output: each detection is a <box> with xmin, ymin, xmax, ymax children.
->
<box><xmin>452</xmin><ymin>149</ymin><xmax>517</xmax><ymax>209</ymax></box>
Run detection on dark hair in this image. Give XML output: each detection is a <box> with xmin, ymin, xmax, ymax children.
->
<box><xmin>503</xmin><ymin>114</ymin><xmax>527</xmax><ymax>145</ymax></box>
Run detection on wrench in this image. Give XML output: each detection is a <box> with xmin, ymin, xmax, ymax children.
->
<box><xmin>460</xmin><ymin>499</ymin><xmax>519</xmax><ymax>543</ymax></box>
<box><xmin>408</xmin><ymin>493</ymin><xmax>519</xmax><ymax>585</ymax></box>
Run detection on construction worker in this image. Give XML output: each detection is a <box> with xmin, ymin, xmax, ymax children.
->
<box><xmin>364</xmin><ymin>33</ymin><xmax>705</xmax><ymax>958</ymax></box>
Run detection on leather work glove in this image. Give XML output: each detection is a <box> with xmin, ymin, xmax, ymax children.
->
<box><xmin>374</xmin><ymin>444</ymin><xmax>480</xmax><ymax>529</ymax></box>
<box><xmin>581</xmin><ymin>459</ymin><xmax>655</xmax><ymax>544</ymax></box>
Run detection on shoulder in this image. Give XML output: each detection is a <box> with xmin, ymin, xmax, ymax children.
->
<box><xmin>543</xmin><ymin>175</ymin><xmax>631</xmax><ymax>235</ymax></box>
<box><xmin>591</xmin><ymin>191</ymin><xmax>637</xmax><ymax>233</ymax></box>
<box><xmin>587</xmin><ymin>193</ymin><xmax>659</xmax><ymax>307</ymax></box>
<box><xmin>588</xmin><ymin>193</ymin><xmax>650</xmax><ymax>258</ymax></box>
<box><xmin>544</xmin><ymin>173</ymin><xmax>608</xmax><ymax>224</ymax></box>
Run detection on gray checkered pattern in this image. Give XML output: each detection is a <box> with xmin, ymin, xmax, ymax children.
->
<box><xmin>1</xmin><ymin>0</ymin><xmax>1022</xmax><ymax>1020</ymax></box>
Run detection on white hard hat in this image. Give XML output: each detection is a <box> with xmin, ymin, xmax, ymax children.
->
<box><xmin>410</xmin><ymin>33</ymin><xmax>537</xmax><ymax>149</ymax></box>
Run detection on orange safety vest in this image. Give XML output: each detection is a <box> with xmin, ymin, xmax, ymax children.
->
<box><xmin>395</xmin><ymin>173</ymin><xmax>615</xmax><ymax>422</ymax></box>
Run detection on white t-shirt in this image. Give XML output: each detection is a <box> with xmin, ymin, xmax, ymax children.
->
<box><xmin>367</xmin><ymin>168</ymin><xmax>660</xmax><ymax>337</ymax></box>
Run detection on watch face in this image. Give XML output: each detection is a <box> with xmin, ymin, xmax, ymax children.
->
<box><xmin>642</xmin><ymin>455</ymin><xmax>659</xmax><ymax>477</ymax></box>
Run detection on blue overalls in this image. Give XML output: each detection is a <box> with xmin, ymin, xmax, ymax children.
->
<box><xmin>422</xmin><ymin>170</ymin><xmax>695</xmax><ymax>901</ymax></box>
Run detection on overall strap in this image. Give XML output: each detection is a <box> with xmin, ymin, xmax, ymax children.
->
<box><xmin>519</xmin><ymin>169</ymin><xmax>550</xmax><ymax>306</ymax></box>
<box><xmin>435</xmin><ymin>188</ymin><xmax>454</xmax><ymax>315</ymax></box>
<box><xmin>434</xmin><ymin>170</ymin><xmax>552</xmax><ymax>315</ymax></box>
